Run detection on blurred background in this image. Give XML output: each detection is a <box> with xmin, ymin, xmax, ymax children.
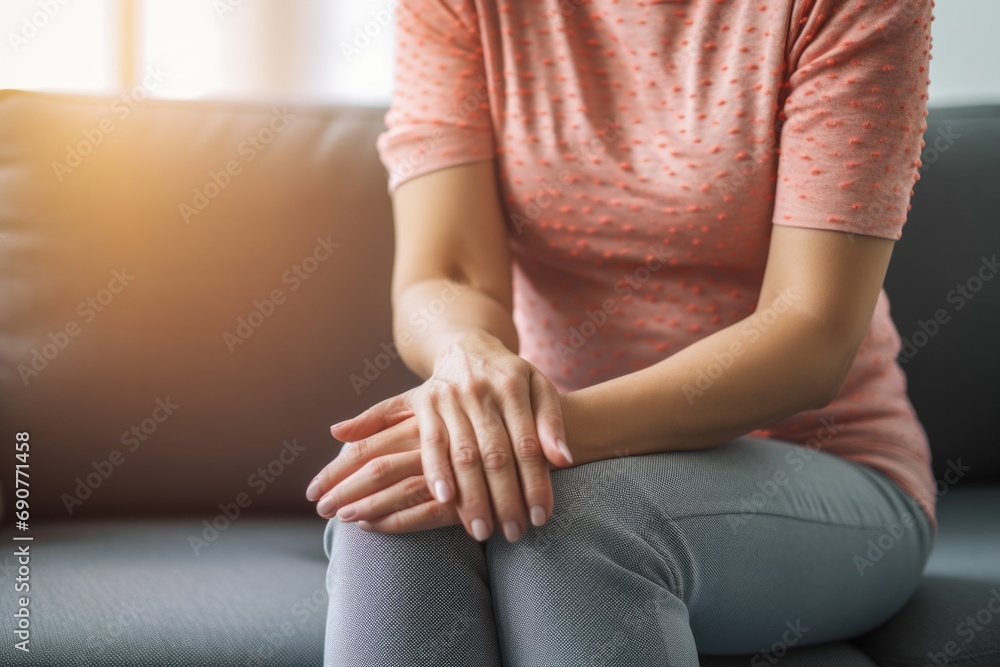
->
<box><xmin>2</xmin><ymin>0</ymin><xmax>998</xmax><ymax>107</ymax></box>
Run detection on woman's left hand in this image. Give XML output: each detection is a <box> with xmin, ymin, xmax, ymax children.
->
<box><xmin>307</xmin><ymin>416</ymin><xmax>462</xmax><ymax>533</ymax></box>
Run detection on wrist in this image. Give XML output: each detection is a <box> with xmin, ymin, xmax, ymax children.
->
<box><xmin>560</xmin><ymin>390</ymin><xmax>604</xmax><ymax>466</ymax></box>
<box><xmin>431</xmin><ymin>329</ymin><xmax>504</xmax><ymax>371</ymax></box>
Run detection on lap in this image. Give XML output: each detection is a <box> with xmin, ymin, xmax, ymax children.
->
<box><xmin>494</xmin><ymin>435</ymin><xmax>934</xmax><ymax>653</ymax></box>
<box><xmin>323</xmin><ymin>436</ymin><xmax>934</xmax><ymax>655</ymax></box>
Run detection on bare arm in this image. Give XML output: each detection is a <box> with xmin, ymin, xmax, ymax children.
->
<box><xmin>562</xmin><ymin>225</ymin><xmax>894</xmax><ymax>463</ymax></box>
<box><xmin>318</xmin><ymin>161</ymin><xmax>571</xmax><ymax>542</ymax></box>
<box><xmin>388</xmin><ymin>161</ymin><xmax>517</xmax><ymax>377</ymax></box>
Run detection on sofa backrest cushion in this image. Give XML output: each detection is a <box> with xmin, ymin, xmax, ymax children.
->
<box><xmin>0</xmin><ymin>92</ymin><xmax>418</xmax><ymax>520</ymax></box>
<box><xmin>883</xmin><ymin>106</ymin><xmax>1000</xmax><ymax>484</ymax></box>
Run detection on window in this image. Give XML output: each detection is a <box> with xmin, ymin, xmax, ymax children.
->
<box><xmin>1</xmin><ymin>0</ymin><xmax>394</xmax><ymax>103</ymax></box>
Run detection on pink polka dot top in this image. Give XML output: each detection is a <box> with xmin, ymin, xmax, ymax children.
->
<box><xmin>376</xmin><ymin>0</ymin><xmax>937</xmax><ymax>529</ymax></box>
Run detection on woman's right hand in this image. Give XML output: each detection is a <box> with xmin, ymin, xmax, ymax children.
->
<box><xmin>331</xmin><ymin>330</ymin><xmax>572</xmax><ymax>542</ymax></box>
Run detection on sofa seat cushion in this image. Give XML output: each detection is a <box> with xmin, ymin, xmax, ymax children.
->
<box><xmin>858</xmin><ymin>486</ymin><xmax>1000</xmax><ymax>666</ymax></box>
<box><xmin>0</xmin><ymin>518</ymin><xmax>330</xmax><ymax>666</ymax></box>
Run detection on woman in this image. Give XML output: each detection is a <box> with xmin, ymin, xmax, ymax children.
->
<box><xmin>307</xmin><ymin>0</ymin><xmax>937</xmax><ymax>664</ymax></box>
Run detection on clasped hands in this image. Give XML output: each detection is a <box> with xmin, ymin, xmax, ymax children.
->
<box><xmin>305</xmin><ymin>332</ymin><xmax>574</xmax><ymax>542</ymax></box>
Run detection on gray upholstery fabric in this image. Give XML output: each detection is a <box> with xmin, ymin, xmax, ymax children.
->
<box><xmin>858</xmin><ymin>487</ymin><xmax>1000</xmax><ymax>666</ymax></box>
<box><xmin>0</xmin><ymin>518</ymin><xmax>329</xmax><ymax>666</ymax></box>
<box><xmin>699</xmin><ymin>644</ymin><xmax>878</xmax><ymax>666</ymax></box>
<box><xmin>883</xmin><ymin>108</ymin><xmax>1000</xmax><ymax>483</ymax></box>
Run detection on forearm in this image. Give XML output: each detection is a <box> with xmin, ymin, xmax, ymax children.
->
<box><xmin>563</xmin><ymin>289</ymin><xmax>854</xmax><ymax>465</ymax></box>
<box><xmin>392</xmin><ymin>278</ymin><xmax>519</xmax><ymax>380</ymax></box>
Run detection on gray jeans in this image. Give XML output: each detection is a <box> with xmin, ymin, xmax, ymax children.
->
<box><xmin>322</xmin><ymin>436</ymin><xmax>934</xmax><ymax>666</ymax></box>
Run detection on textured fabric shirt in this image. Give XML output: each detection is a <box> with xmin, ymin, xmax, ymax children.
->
<box><xmin>375</xmin><ymin>0</ymin><xmax>937</xmax><ymax>529</ymax></box>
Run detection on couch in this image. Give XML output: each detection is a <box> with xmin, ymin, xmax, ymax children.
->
<box><xmin>0</xmin><ymin>90</ymin><xmax>996</xmax><ymax>666</ymax></box>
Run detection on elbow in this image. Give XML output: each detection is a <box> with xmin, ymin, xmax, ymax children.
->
<box><xmin>808</xmin><ymin>374</ymin><xmax>845</xmax><ymax>411</ymax></box>
<box><xmin>805</xmin><ymin>336</ymin><xmax>861</xmax><ymax>410</ymax></box>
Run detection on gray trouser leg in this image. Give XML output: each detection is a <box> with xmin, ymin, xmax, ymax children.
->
<box><xmin>323</xmin><ymin>520</ymin><xmax>501</xmax><ymax>667</ymax></box>
<box><xmin>486</xmin><ymin>436</ymin><xmax>933</xmax><ymax>666</ymax></box>
<box><xmin>323</xmin><ymin>436</ymin><xmax>933</xmax><ymax>666</ymax></box>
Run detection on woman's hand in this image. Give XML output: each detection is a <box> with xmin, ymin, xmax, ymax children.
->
<box><xmin>327</xmin><ymin>331</ymin><xmax>572</xmax><ymax>542</ymax></box>
<box><xmin>307</xmin><ymin>416</ymin><xmax>464</xmax><ymax>533</ymax></box>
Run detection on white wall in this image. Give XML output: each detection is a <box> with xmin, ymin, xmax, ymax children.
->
<box><xmin>928</xmin><ymin>0</ymin><xmax>1000</xmax><ymax>107</ymax></box>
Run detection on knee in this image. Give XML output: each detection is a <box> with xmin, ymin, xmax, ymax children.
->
<box><xmin>488</xmin><ymin>458</ymin><xmax>686</xmax><ymax>594</ymax></box>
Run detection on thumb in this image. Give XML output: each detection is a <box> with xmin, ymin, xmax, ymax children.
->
<box><xmin>529</xmin><ymin>371</ymin><xmax>573</xmax><ymax>467</ymax></box>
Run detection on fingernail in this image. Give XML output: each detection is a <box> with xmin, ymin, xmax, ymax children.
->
<box><xmin>556</xmin><ymin>438</ymin><xmax>574</xmax><ymax>464</ymax></box>
<box><xmin>471</xmin><ymin>518</ymin><xmax>490</xmax><ymax>542</ymax></box>
<box><xmin>316</xmin><ymin>495</ymin><xmax>336</xmax><ymax>516</ymax></box>
<box><xmin>306</xmin><ymin>477</ymin><xmax>322</xmax><ymax>501</ymax></box>
<box><xmin>434</xmin><ymin>480</ymin><xmax>452</xmax><ymax>503</ymax></box>
<box><xmin>357</xmin><ymin>520</ymin><xmax>373</xmax><ymax>531</ymax></box>
<box><xmin>337</xmin><ymin>505</ymin><xmax>357</xmax><ymax>521</ymax></box>
<box><xmin>330</xmin><ymin>419</ymin><xmax>349</xmax><ymax>430</ymax></box>
<box><xmin>503</xmin><ymin>520</ymin><xmax>522</xmax><ymax>542</ymax></box>
<box><xmin>530</xmin><ymin>505</ymin><xmax>547</xmax><ymax>527</ymax></box>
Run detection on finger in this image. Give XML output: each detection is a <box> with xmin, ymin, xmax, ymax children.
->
<box><xmin>330</xmin><ymin>390</ymin><xmax>414</xmax><ymax>442</ymax></box>
<box><xmin>357</xmin><ymin>499</ymin><xmax>461</xmax><ymax>535</ymax></box>
<box><xmin>413</xmin><ymin>394</ymin><xmax>456</xmax><ymax>505</ymax></box>
<box><xmin>467</xmin><ymin>400</ymin><xmax>528</xmax><ymax>542</ymax></box>
<box><xmin>500</xmin><ymin>387</ymin><xmax>553</xmax><ymax>528</ymax></box>
<box><xmin>335</xmin><ymin>475</ymin><xmax>434</xmax><ymax>523</ymax></box>
<box><xmin>529</xmin><ymin>370</ymin><xmax>572</xmax><ymax>467</ymax></box>
<box><xmin>436</xmin><ymin>398</ymin><xmax>495</xmax><ymax>542</ymax></box>
<box><xmin>316</xmin><ymin>450</ymin><xmax>422</xmax><ymax>518</ymax></box>
<box><xmin>306</xmin><ymin>418</ymin><xmax>418</xmax><ymax>501</ymax></box>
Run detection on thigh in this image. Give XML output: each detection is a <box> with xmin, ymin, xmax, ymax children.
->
<box><xmin>597</xmin><ymin>436</ymin><xmax>935</xmax><ymax>654</ymax></box>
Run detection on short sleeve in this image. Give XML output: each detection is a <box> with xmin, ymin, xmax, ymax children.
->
<box><xmin>773</xmin><ymin>0</ymin><xmax>934</xmax><ymax>240</ymax></box>
<box><xmin>375</xmin><ymin>0</ymin><xmax>496</xmax><ymax>194</ymax></box>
